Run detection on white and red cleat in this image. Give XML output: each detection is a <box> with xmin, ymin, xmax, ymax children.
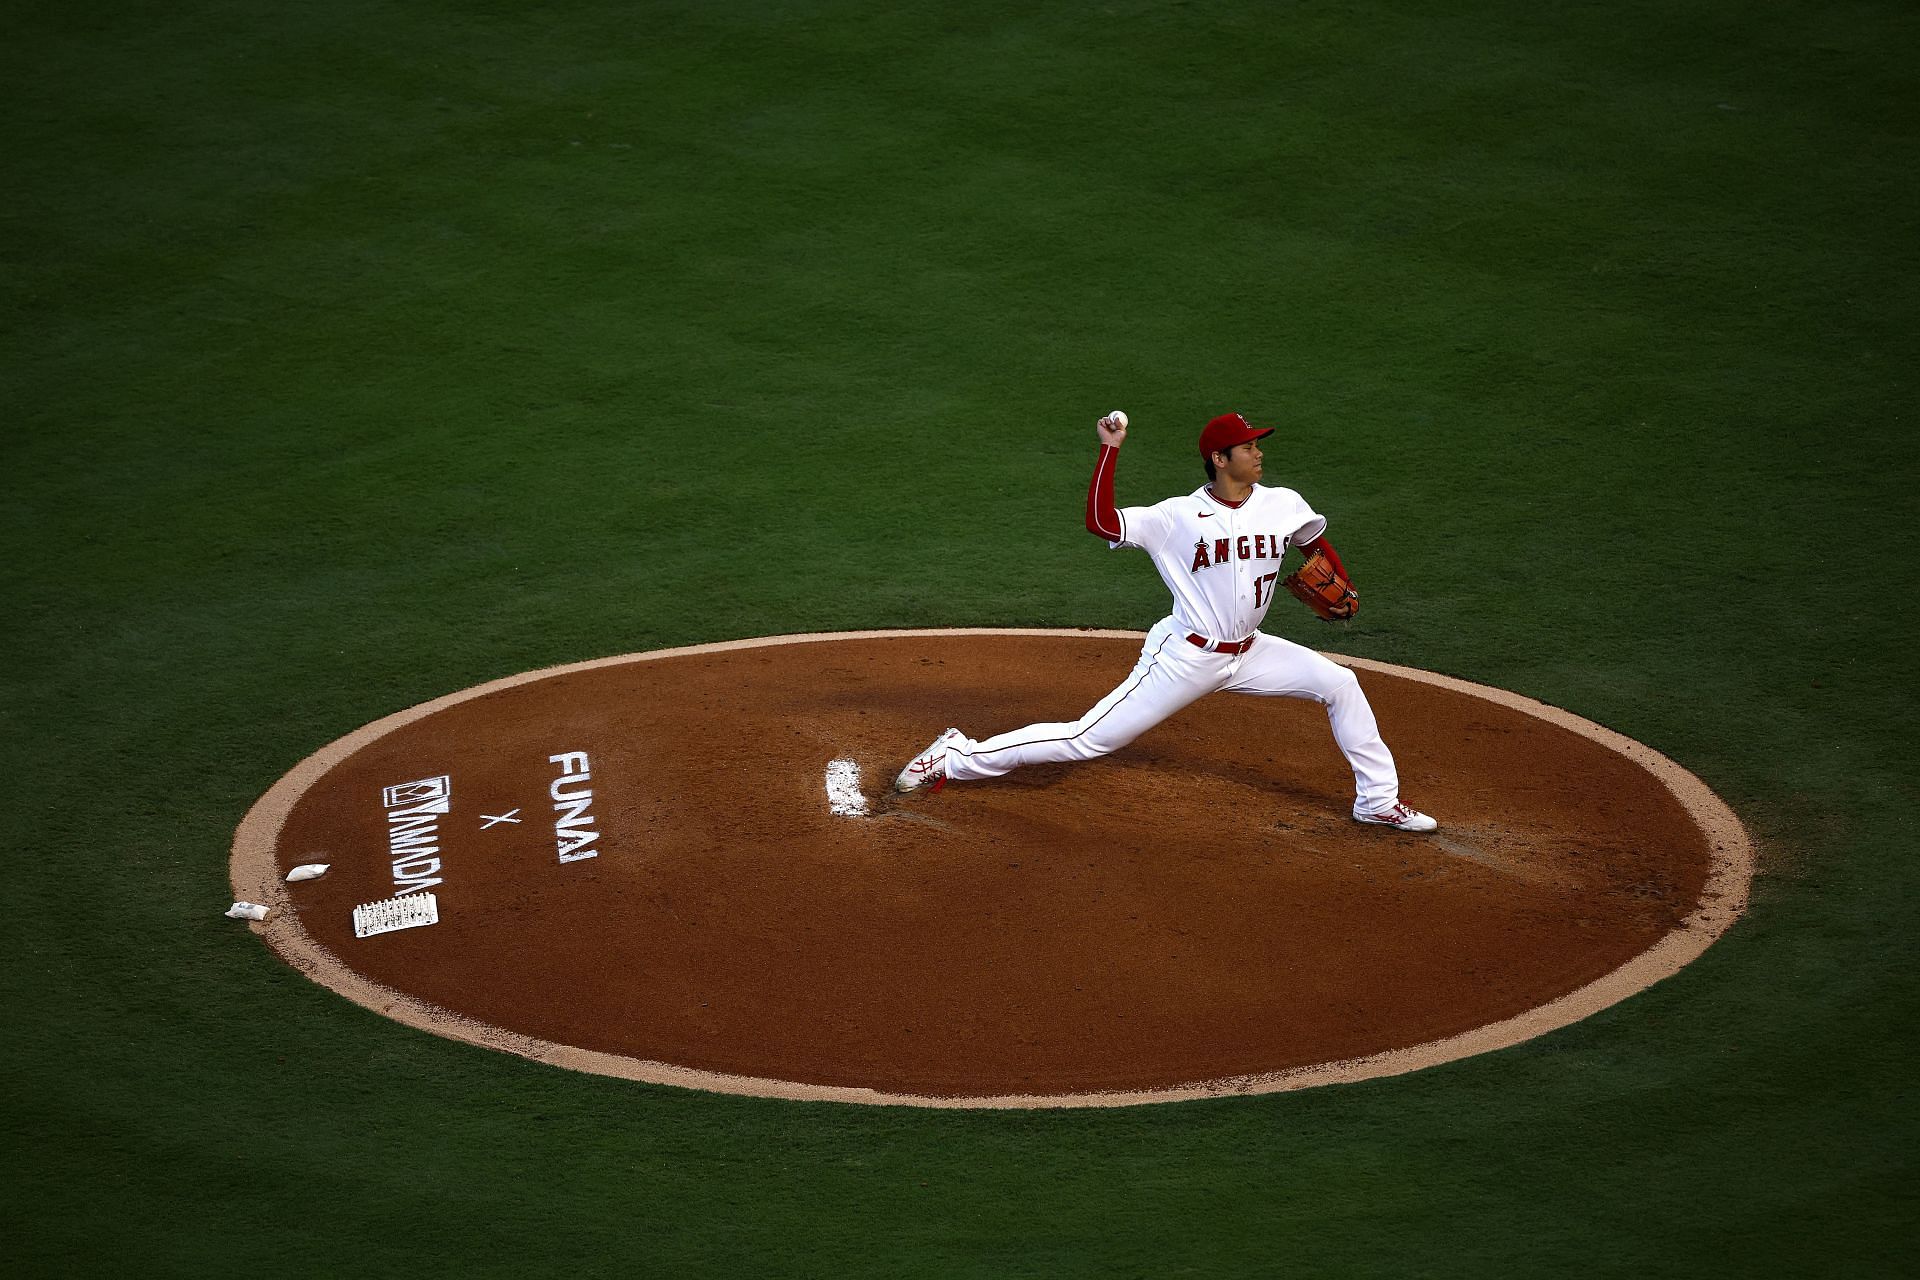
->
<box><xmin>1353</xmin><ymin>801</ymin><xmax>1438</xmax><ymax>832</ymax></box>
<box><xmin>893</xmin><ymin>728</ymin><xmax>964</xmax><ymax>794</ymax></box>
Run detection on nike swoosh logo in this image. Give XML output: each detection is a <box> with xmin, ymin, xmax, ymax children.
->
<box><xmin>1198</xmin><ymin>512</ymin><xmax>1214</xmax><ymax>518</ymax></box>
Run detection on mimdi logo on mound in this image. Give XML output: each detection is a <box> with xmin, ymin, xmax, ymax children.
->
<box><xmin>381</xmin><ymin>774</ymin><xmax>450</xmax><ymax>895</ymax></box>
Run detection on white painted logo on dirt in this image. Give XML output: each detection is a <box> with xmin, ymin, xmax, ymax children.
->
<box><xmin>550</xmin><ymin>752</ymin><xmax>601</xmax><ymax>863</ymax></box>
<box><xmin>382</xmin><ymin>774</ymin><xmax>450</xmax><ymax>895</ymax></box>
<box><xmin>383</xmin><ymin>776</ymin><xmax>450</xmax><ymax>809</ymax></box>
<box><xmin>352</xmin><ymin>892</ymin><xmax>440</xmax><ymax>938</ymax></box>
<box><xmin>825</xmin><ymin>759</ymin><xmax>869</xmax><ymax>816</ymax></box>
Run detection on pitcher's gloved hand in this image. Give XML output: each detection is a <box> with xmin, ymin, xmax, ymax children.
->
<box><xmin>1283</xmin><ymin>551</ymin><xmax>1359</xmax><ymax>621</ymax></box>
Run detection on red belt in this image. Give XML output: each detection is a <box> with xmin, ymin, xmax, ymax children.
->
<box><xmin>1187</xmin><ymin>632</ymin><xmax>1256</xmax><ymax>655</ymax></box>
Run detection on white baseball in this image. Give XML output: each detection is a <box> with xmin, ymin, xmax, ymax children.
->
<box><xmin>1107</xmin><ymin>410</ymin><xmax>1128</xmax><ymax>428</ymax></box>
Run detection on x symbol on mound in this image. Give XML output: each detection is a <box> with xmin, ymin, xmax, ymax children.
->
<box><xmin>480</xmin><ymin>809</ymin><xmax>522</xmax><ymax>829</ymax></box>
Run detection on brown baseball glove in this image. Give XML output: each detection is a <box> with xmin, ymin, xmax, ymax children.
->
<box><xmin>1283</xmin><ymin>551</ymin><xmax>1359</xmax><ymax>621</ymax></box>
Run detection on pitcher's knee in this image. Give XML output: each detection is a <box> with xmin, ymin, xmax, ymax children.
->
<box><xmin>1065</xmin><ymin>727</ymin><xmax>1133</xmax><ymax>761</ymax></box>
<box><xmin>1320</xmin><ymin>665</ymin><xmax>1363</xmax><ymax>704</ymax></box>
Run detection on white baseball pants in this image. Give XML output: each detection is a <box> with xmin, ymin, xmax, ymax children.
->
<box><xmin>942</xmin><ymin>617</ymin><xmax>1402</xmax><ymax>812</ymax></box>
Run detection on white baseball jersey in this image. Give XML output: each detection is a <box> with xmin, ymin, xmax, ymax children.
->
<box><xmin>1112</xmin><ymin>485</ymin><xmax>1327</xmax><ymax>644</ymax></box>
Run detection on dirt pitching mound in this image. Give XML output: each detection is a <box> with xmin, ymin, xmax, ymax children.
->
<box><xmin>230</xmin><ymin>629</ymin><xmax>1750</xmax><ymax>1107</ymax></box>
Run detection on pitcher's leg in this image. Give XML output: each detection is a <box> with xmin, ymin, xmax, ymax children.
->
<box><xmin>1224</xmin><ymin>635</ymin><xmax>1400</xmax><ymax>811</ymax></box>
<box><xmin>946</xmin><ymin>627</ymin><xmax>1211</xmax><ymax>781</ymax></box>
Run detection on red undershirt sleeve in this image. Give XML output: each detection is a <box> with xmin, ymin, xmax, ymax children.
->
<box><xmin>1300</xmin><ymin>534</ymin><xmax>1348</xmax><ymax>578</ymax></box>
<box><xmin>1085</xmin><ymin>444</ymin><xmax>1122</xmax><ymax>540</ymax></box>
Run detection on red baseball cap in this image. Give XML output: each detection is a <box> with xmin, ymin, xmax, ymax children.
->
<box><xmin>1198</xmin><ymin>412</ymin><xmax>1274</xmax><ymax>459</ymax></box>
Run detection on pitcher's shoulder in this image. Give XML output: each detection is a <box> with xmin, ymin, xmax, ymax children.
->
<box><xmin>1162</xmin><ymin>487</ymin><xmax>1214</xmax><ymax>514</ymax></box>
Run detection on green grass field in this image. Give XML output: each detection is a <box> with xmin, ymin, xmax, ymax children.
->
<box><xmin>6</xmin><ymin>0</ymin><xmax>1916</xmax><ymax>1273</ymax></box>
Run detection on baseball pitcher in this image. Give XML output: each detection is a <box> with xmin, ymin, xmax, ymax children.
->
<box><xmin>893</xmin><ymin>410</ymin><xmax>1437</xmax><ymax>832</ymax></box>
